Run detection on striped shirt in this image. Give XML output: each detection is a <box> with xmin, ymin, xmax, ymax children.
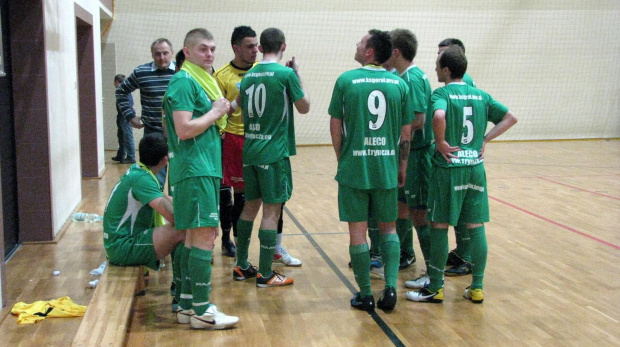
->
<box><xmin>115</xmin><ymin>61</ymin><xmax>176</xmax><ymax>132</ymax></box>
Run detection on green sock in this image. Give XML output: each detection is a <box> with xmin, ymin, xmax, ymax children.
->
<box><xmin>414</xmin><ymin>224</ymin><xmax>431</xmax><ymax>267</ymax></box>
<box><xmin>381</xmin><ymin>233</ymin><xmax>400</xmax><ymax>290</ymax></box>
<box><xmin>454</xmin><ymin>221</ymin><xmax>472</xmax><ymax>262</ymax></box>
<box><xmin>258</xmin><ymin>229</ymin><xmax>277</xmax><ymax>277</ymax></box>
<box><xmin>179</xmin><ymin>245</ymin><xmax>192</xmax><ymax>310</ymax></box>
<box><xmin>428</xmin><ymin>228</ymin><xmax>449</xmax><ymax>292</ymax></box>
<box><xmin>368</xmin><ymin>217</ymin><xmax>381</xmax><ymax>256</ymax></box>
<box><xmin>396</xmin><ymin>218</ymin><xmax>414</xmax><ymax>257</ymax></box>
<box><xmin>236</xmin><ymin>219</ymin><xmax>254</xmax><ymax>269</ymax></box>
<box><xmin>468</xmin><ymin>226</ymin><xmax>487</xmax><ymax>290</ymax></box>
<box><xmin>172</xmin><ymin>242</ymin><xmax>185</xmax><ymax>304</ymax></box>
<box><xmin>350</xmin><ymin>243</ymin><xmax>372</xmax><ymax>297</ymax></box>
<box><xmin>188</xmin><ymin>247</ymin><xmax>213</xmax><ymax>316</ymax></box>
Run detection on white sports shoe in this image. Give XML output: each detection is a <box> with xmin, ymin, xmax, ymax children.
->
<box><xmin>273</xmin><ymin>247</ymin><xmax>302</xmax><ymax>266</ymax></box>
<box><xmin>190</xmin><ymin>305</ymin><xmax>239</xmax><ymax>330</ymax></box>
<box><xmin>405</xmin><ymin>274</ymin><xmax>430</xmax><ymax>289</ymax></box>
<box><xmin>176</xmin><ymin>308</ymin><xmax>194</xmax><ymax>324</ymax></box>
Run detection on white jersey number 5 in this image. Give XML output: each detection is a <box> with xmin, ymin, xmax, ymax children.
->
<box><xmin>461</xmin><ymin>106</ymin><xmax>474</xmax><ymax>144</ymax></box>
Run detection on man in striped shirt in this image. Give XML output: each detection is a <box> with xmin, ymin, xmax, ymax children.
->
<box><xmin>116</xmin><ymin>38</ymin><xmax>176</xmax><ymax>186</ymax></box>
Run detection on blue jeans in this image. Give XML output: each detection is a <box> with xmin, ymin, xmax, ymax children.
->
<box><xmin>116</xmin><ymin>115</ymin><xmax>135</xmax><ymax>160</ymax></box>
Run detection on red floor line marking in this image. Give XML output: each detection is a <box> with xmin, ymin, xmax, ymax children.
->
<box><xmin>538</xmin><ymin>177</ymin><xmax>620</xmax><ymax>200</ymax></box>
<box><xmin>489</xmin><ymin>196</ymin><xmax>620</xmax><ymax>250</ymax></box>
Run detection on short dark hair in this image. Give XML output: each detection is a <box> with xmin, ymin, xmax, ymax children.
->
<box><xmin>114</xmin><ymin>74</ymin><xmax>126</xmax><ymax>83</ymax></box>
<box><xmin>367</xmin><ymin>29</ymin><xmax>392</xmax><ymax>65</ymax></box>
<box><xmin>389</xmin><ymin>29</ymin><xmax>418</xmax><ymax>61</ymax></box>
<box><xmin>438</xmin><ymin>45</ymin><xmax>467</xmax><ymax>79</ymax></box>
<box><xmin>151</xmin><ymin>38</ymin><xmax>173</xmax><ymax>52</ymax></box>
<box><xmin>231</xmin><ymin>26</ymin><xmax>257</xmax><ymax>46</ymax></box>
<box><xmin>175</xmin><ymin>50</ymin><xmax>185</xmax><ymax>69</ymax></box>
<box><xmin>260</xmin><ymin>28</ymin><xmax>285</xmax><ymax>54</ymax></box>
<box><xmin>184</xmin><ymin>28</ymin><xmax>214</xmax><ymax>48</ymax></box>
<box><xmin>438</xmin><ymin>38</ymin><xmax>465</xmax><ymax>53</ymax></box>
<box><xmin>139</xmin><ymin>133</ymin><xmax>168</xmax><ymax>167</ymax></box>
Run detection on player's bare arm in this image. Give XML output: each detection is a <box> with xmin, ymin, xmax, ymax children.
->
<box><xmin>149</xmin><ymin>196</ymin><xmax>174</xmax><ymax>225</ymax></box>
<box><xmin>173</xmin><ymin>98</ymin><xmax>230</xmax><ymax>140</ymax></box>
<box><xmin>398</xmin><ymin>124</ymin><xmax>412</xmax><ymax>187</ymax></box>
<box><xmin>330</xmin><ymin>117</ymin><xmax>343</xmax><ymax>161</ymax></box>
<box><xmin>411</xmin><ymin>111</ymin><xmax>425</xmax><ymax>131</ymax></box>
<box><xmin>432</xmin><ymin>109</ymin><xmax>461</xmax><ymax>163</ymax></box>
<box><xmin>480</xmin><ymin>110</ymin><xmax>518</xmax><ymax>158</ymax></box>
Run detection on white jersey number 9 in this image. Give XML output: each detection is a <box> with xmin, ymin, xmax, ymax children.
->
<box><xmin>368</xmin><ymin>90</ymin><xmax>386</xmax><ymax>130</ymax></box>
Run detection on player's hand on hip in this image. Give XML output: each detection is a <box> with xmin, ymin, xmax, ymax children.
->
<box><xmin>436</xmin><ymin>140</ymin><xmax>460</xmax><ymax>163</ymax></box>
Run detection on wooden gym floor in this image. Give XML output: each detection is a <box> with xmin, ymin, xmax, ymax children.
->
<box><xmin>1</xmin><ymin>140</ymin><xmax>619</xmax><ymax>346</ymax></box>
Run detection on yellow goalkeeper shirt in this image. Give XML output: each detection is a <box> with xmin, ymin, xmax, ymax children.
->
<box><xmin>214</xmin><ymin>61</ymin><xmax>257</xmax><ymax>136</ymax></box>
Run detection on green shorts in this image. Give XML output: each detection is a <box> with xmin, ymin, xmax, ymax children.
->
<box><xmin>172</xmin><ymin>176</ymin><xmax>220</xmax><ymax>229</ymax></box>
<box><xmin>243</xmin><ymin>158</ymin><xmax>292</xmax><ymax>204</ymax></box>
<box><xmin>105</xmin><ymin>230</ymin><xmax>159</xmax><ymax>270</ymax></box>
<box><xmin>338</xmin><ymin>184</ymin><xmax>398</xmax><ymax>222</ymax></box>
<box><xmin>400</xmin><ymin>145</ymin><xmax>432</xmax><ymax>209</ymax></box>
<box><xmin>427</xmin><ymin>164</ymin><xmax>489</xmax><ymax>226</ymax></box>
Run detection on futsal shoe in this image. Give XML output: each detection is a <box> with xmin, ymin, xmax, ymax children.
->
<box><xmin>273</xmin><ymin>247</ymin><xmax>302</xmax><ymax>266</ymax></box>
<box><xmin>232</xmin><ymin>263</ymin><xmax>258</xmax><ymax>281</ymax></box>
<box><xmin>190</xmin><ymin>305</ymin><xmax>239</xmax><ymax>330</ymax></box>
<box><xmin>176</xmin><ymin>307</ymin><xmax>194</xmax><ymax>324</ymax></box>
<box><xmin>463</xmin><ymin>286</ymin><xmax>484</xmax><ymax>303</ymax></box>
<box><xmin>350</xmin><ymin>292</ymin><xmax>375</xmax><ymax>312</ymax></box>
<box><xmin>256</xmin><ymin>271</ymin><xmax>294</xmax><ymax>287</ymax></box>
<box><xmin>399</xmin><ymin>253</ymin><xmax>416</xmax><ymax>270</ymax></box>
<box><xmin>377</xmin><ymin>287</ymin><xmax>397</xmax><ymax>311</ymax></box>
<box><xmin>444</xmin><ymin>261</ymin><xmax>472</xmax><ymax>276</ymax></box>
<box><xmin>406</xmin><ymin>288</ymin><xmax>444</xmax><ymax>303</ymax></box>
<box><xmin>446</xmin><ymin>249</ymin><xmax>461</xmax><ymax>266</ymax></box>
<box><xmin>111</xmin><ymin>156</ymin><xmax>122</xmax><ymax>162</ymax></box>
<box><xmin>405</xmin><ymin>274</ymin><xmax>430</xmax><ymax>289</ymax></box>
<box><xmin>221</xmin><ymin>239</ymin><xmax>237</xmax><ymax>257</ymax></box>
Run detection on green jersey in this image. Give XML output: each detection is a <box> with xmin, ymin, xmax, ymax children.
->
<box><xmin>329</xmin><ymin>65</ymin><xmax>414</xmax><ymax>189</ymax></box>
<box><xmin>240</xmin><ymin>61</ymin><xmax>305</xmax><ymax>165</ymax></box>
<box><xmin>400</xmin><ymin>65</ymin><xmax>433</xmax><ymax>149</ymax></box>
<box><xmin>163</xmin><ymin>71</ymin><xmax>222</xmax><ymax>185</ymax></box>
<box><xmin>103</xmin><ymin>164</ymin><xmax>162</xmax><ymax>250</ymax></box>
<box><xmin>430</xmin><ymin>82</ymin><xmax>508</xmax><ymax>168</ymax></box>
<box><xmin>463</xmin><ymin>73</ymin><xmax>476</xmax><ymax>88</ymax></box>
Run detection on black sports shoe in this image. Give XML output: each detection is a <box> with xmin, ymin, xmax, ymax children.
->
<box><xmin>221</xmin><ymin>239</ymin><xmax>236</xmax><ymax>257</ymax></box>
<box><xmin>111</xmin><ymin>156</ymin><xmax>122</xmax><ymax>162</ymax></box>
<box><xmin>444</xmin><ymin>262</ymin><xmax>472</xmax><ymax>276</ymax></box>
<box><xmin>232</xmin><ymin>263</ymin><xmax>258</xmax><ymax>280</ymax></box>
<box><xmin>377</xmin><ymin>287</ymin><xmax>397</xmax><ymax>311</ymax></box>
<box><xmin>399</xmin><ymin>253</ymin><xmax>416</xmax><ymax>270</ymax></box>
<box><xmin>446</xmin><ymin>249</ymin><xmax>462</xmax><ymax>266</ymax></box>
<box><xmin>350</xmin><ymin>292</ymin><xmax>375</xmax><ymax>312</ymax></box>
<box><xmin>120</xmin><ymin>158</ymin><xmax>136</xmax><ymax>164</ymax></box>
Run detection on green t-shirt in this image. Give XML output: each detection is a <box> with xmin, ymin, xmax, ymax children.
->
<box><xmin>103</xmin><ymin>164</ymin><xmax>163</xmax><ymax>249</ymax></box>
<box><xmin>163</xmin><ymin>71</ymin><xmax>222</xmax><ymax>185</ymax></box>
<box><xmin>400</xmin><ymin>65</ymin><xmax>433</xmax><ymax>149</ymax></box>
<box><xmin>430</xmin><ymin>82</ymin><xmax>508</xmax><ymax>168</ymax></box>
<box><xmin>329</xmin><ymin>65</ymin><xmax>414</xmax><ymax>189</ymax></box>
<box><xmin>463</xmin><ymin>73</ymin><xmax>476</xmax><ymax>88</ymax></box>
<box><xmin>240</xmin><ymin>61</ymin><xmax>305</xmax><ymax>165</ymax></box>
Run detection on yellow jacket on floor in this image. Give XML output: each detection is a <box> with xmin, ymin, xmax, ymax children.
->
<box><xmin>11</xmin><ymin>296</ymin><xmax>87</xmax><ymax>324</ymax></box>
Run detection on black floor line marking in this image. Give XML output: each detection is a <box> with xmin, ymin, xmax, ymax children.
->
<box><xmin>284</xmin><ymin>206</ymin><xmax>405</xmax><ymax>347</ymax></box>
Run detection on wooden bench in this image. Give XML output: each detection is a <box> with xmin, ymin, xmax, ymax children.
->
<box><xmin>72</xmin><ymin>265</ymin><xmax>144</xmax><ymax>347</ymax></box>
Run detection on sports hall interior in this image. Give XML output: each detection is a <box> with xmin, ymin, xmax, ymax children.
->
<box><xmin>0</xmin><ymin>1</ymin><xmax>618</xmax><ymax>346</ymax></box>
